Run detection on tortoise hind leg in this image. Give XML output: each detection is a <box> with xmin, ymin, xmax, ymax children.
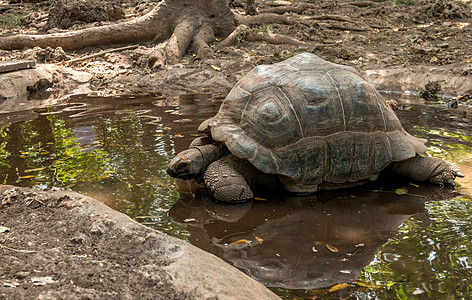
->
<box><xmin>390</xmin><ymin>154</ymin><xmax>464</xmax><ymax>187</ymax></box>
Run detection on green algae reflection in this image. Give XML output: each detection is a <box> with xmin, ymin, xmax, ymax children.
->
<box><xmin>0</xmin><ymin>105</ymin><xmax>188</xmax><ymax>240</ymax></box>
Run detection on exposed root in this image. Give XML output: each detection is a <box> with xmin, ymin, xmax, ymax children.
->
<box><xmin>320</xmin><ymin>23</ymin><xmax>371</xmax><ymax>32</ymax></box>
<box><xmin>192</xmin><ymin>23</ymin><xmax>216</xmax><ymax>60</ymax></box>
<box><xmin>259</xmin><ymin>3</ymin><xmax>314</xmax><ymax>14</ymax></box>
<box><xmin>217</xmin><ymin>24</ymin><xmax>305</xmax><ymax>48</ymax></box>
<box><xmin>236</xmin><ymin>13</ymin><xmax>296</xmax><ymax>26</ymax></box>
<box><xmin>245</xmin><ymin>32</ymin><xmax>306</xmax><ymax>46</ymax></box>
<box><xmin>0</xmin><ymin>6</ymin><xmax>171</xmax><ymax>50</ymax></box>
<box><xmin>164</xmin><ymin>17</ymin><xmax>199</xmax><ymax>64</ymax></box>
<box><xmin>346</xmin><ymin>1</ymin><xmax>376</xmax><ymax>7</ymax></box>
<box><xmin>308</xmin><ymin>14</ymin><xmax>355</xmax><ymax>22</ymax></box>
<box><xmin>217</xmin><ymin>25</ymin><xmax>249</xmax><ymax>48</ymax></box>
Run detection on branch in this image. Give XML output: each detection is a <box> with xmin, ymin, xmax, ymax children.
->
<box><xmin>65</xmin><ymin>45</ymin><xmax>139</xmax><ymax>66</ymax></box>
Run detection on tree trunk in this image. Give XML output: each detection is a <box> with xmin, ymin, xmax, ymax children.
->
<box><xmin>0</xmin><ymin>0</ymin><xmax>235</xmax><ymax>50</ymax></box>
<box><xmin>0</xmin><ymin>0</ymin><xmax>305</xmax><ymax>67</ymax></box>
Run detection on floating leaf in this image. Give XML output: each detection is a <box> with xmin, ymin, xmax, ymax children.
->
<box><xmin>24</xmin><ymin>167</ymin><xmax>46</xmax><ymax>173</ymax></box>
<box><xmin>173</xmin><ymin>119</ymin><xmax>192</xmax><ymax>123</ymax></box>
<box><xmin>395</xmin><ymin>187</ymin><xmax>408</xmax><ymax>195</ymax></box>
<box><xmin>326</xmin><ymin>244</ymin><xmax>339</xmax><ymax>253</ymax></box>
<box><xmin>174</xmin><ymin>134</ymin><xmax>184</xmax><ymax>138</ymax></box>
<box><xmin>329</xmin><ymin>283</ymin><xmax>351</xmax><ymax>293</ymax></box>
<box><xmin>162</xmin><ymin>127</ymin><xmax>172</xmax><ymax>130</ymax></box>
<box><xmin>354</xmin><ymin>280</ymin><xmax>386</xmax><ymax>289</ymax></box>
<box><xmin>0</xmin><ymin>226</ymin><xmax>10</xmax><ymax>233</ymax></box>
<box><xmin>228</xmin><ymin>239</ymin><xmax>252</xmax><ymax>247</ymax></box>
<box><xmin>19</xmin><ymin>175</ymin><xmax>35</xmax><ymax>179</ymax></box>
<box><xmin>254</xmin><ymin>197</ymin><xmax>267</xmax><ymax>201</ymax></box>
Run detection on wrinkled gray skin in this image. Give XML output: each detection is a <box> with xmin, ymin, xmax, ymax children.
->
<box><xmin>167</xmin><ymin>54</ymin><xmax>464</xmax><ymax>203</ymax></box>
<box><xmin>168</xmin><ymin>138</ymin><xmax>464</xmax><ymax>203</ymax></box>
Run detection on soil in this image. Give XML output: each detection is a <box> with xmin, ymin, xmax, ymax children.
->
<box><xmin>1</xmin><ymin>0</ymin><xmax>472</xmax><ymax>298</ymax></box>
<box><xmin>0</xmin><ymin>186</ymin><xmax>279</xmax><ymax>300</ymax></box>
<box><xmin>1</xmin><ymin>0</ymin><xmax>472</xmax><ymax>97</ymax></box>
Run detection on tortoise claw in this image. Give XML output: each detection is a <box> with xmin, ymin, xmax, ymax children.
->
<box><xmin>447</xmin><ymin>179</ymin><xmax>456</xmax><ymax>187</ymax></box>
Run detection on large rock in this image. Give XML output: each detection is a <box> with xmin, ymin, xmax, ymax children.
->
<box><xmin>0</xmin><ymin>186</ymin><xmax>280</xmax><ymax>300</ymax></box>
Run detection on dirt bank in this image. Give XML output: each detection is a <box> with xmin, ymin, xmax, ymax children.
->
<box><xmin>0</xmin><ymin>185</ymin><xmax>280</xmax><ymax>299</ymax></box>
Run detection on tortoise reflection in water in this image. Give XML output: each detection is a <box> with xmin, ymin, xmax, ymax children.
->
<box><xmin>167</xmin><ymin>53</ymin><xmax>464</xmax><ymax>203</ymax></box>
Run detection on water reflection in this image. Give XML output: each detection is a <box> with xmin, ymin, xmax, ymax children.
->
<box><xmin>0</xmin><ymin>94</ymin><xmax>471</xmax><ymax>298</ymax></box>
<box><xmin>170</xmin><ymin>180</ymin><xmax>461</xmax><ymax>290</ymax></box>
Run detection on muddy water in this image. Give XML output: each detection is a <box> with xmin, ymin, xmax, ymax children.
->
<box><xmin>0</xmin><ymin>94</ymin><xmax>471</xmax><ymax>298</ymax></box>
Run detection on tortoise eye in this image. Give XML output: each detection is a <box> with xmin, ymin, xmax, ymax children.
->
<box><xmin>178</xmin><ymin>161</ymin><xmax>189</xmax><ymax>169</ymax></box>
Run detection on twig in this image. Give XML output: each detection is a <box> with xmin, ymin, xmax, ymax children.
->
<box><xmin>0</xmin><ymin>244</ymin><xmax>36</xmax><ymax>254</ymax></box>
<box><xmin>320</xmin><ymin>23</ymin><xmax>371</xmax><ymax>32</ymax></box>
<box><xmin>346</xmin><ymin>1</ymin><xmax>376</xmax><ymax>7</ymax></box>
<box><xmin>65</xmin><ymin>44</ymin><xmax>139</xmax><ymax>66</ymax></box>
<box><xmin>1</xmin><ymin>232</ymin><xmax>13</xmax><ymax>244</ymax></box>
<box><xmin>26</xmin><ymin>198</ymin><xmax>45</xmax><ymax>207</ymax></box>
<box><xmin>308</xmin><ymin>14</ymin><xmax>354</xmax><ymax>23</ymax></box>
<box><xmin>0</xmin><ymin>4</ymin><xmax>22</xmax><ymax>12</ymax></box>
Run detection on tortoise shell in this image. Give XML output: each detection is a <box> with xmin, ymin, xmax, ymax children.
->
<box><xmin>199</xmin><ymin>53</ymin><xmax>426</xmax><ymax>185</ymax></box>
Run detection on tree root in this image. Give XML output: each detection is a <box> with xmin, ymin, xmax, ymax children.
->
<box><xmin>164</xmin><ymin>17</ymin><xmax>199</xmax><ymax>64</ymax></box>
<box><xmin>0</xmin><ymin>0</ymin><xmax>309</xmax><ymax>68</ymax></box>
<box><xmin>245</xmin><ymin>31</ymin><xmax>306</xmax><ymax>46</ymax></box>
<box><xmin>235</xmin><ymin>13</ymin><xmax>296</xmax><ymax>26</ymax></box>
<box><xmin>320</xmin><ymin>23</ymin><xmax>371</xmax><ymax>32</ymax></box>
<box><xmin>217</xmin><ymin>25</ymin><xmax>249</xmax><ymax>48</ymax></box>
<box><xmin>308</xmin><ymin>14</ymin><xmax>355</xmax><ymax>23</ymax></box>
<box><xmin>217</xmin><ymin>24</ymin><xmax>305</xmax><ymax>48</ymax></box>
<box><xmin>259</xmin><ymin>3</ymin><xmax>314</xmax><ymax>14</ymax></box>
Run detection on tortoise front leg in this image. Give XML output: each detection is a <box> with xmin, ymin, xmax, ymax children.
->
<box><xmin>167</xmin><ymin>137</ymin><xmax>228</xmax><ymax>179</ymax></box>
<box><xmin>204</xmin><ymin>155</ymin><xmax>254</xmax><ymax>203</ymax></box>
<box><xmin>390</xmin><ymin>155</ymin><xmax>464</xmax><ymax>187</ymax></box>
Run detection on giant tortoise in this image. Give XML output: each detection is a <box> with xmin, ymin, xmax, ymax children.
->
<box><xmin>167</xmin><ymin>53</ymin><xmax>464</xmax><ymax>202</ymax></box>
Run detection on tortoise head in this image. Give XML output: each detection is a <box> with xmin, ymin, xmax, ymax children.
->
<box><xmin>167</xmin><ymin>148</ymin><xmax>205</xmax><ymax>179</ymax></box>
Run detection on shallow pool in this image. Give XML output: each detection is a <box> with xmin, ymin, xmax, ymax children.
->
<box><xmin>0</xmin><ymin>94</ymin><xmax>471</xmax><ymax>298</ymax></box>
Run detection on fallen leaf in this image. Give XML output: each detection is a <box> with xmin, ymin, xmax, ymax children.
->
<box><xmin>211</xmin><ymin>65</ymin><xmax>221</xmax><ymax>71</ymax></box>
<box><xmin>339</xmin><ymin>270</ymin><xmax>351</xmax><ymax>274</ymax></box>
<box><xmin>31</xmin><ymin>276</ymin><xmax>56</xmax><ymax>286</ymax></box>
<box><xmin>174</xmin><ymin>134</ymin><xmax>184</xmax><ymax>138</ymax></box>
<box><xmin>254</xmin><ymin>197</ymin><xmax>267</xmax><ymax>201</ymax></box>
<box><xmin>19</xmin><ymin>175</ymin><xmax>35</xmax><ymax>179</ymax></box>
<box><xmin>0</xmin><ymin>226</ymin><xmax>10</xmax><ymax>233</ymax></box>
<box><xmin>255</xmin><ymin>236</ymin><xmax>263</xmax><ymax>244</ymax></box>
<box><xmin>228</xmin><ymin>239</ymin><xmax>251</xmax><ymax>247</ymax></box>
<box><xmin>24</xmin><ymin>167</ymin><xmax>46</xmax><ymax>173</ymax></box>
<box><xmin>409</xmin><ymin>183</ymin><xmax>420</xmax><ymax>188</ymax></box>
<box><xmin>329</xmin><ymin>283</ymin><xmax>351</xmax><ymax>293</ymax></box>
<box><xmin>395</xmin><ymin>187</ymin><xmax>408</xmax><ymax>195</ymax></box>
<box><xmin>326</xmin><ymin>244</ymin><xmax>339</xmax><ymax>253</ymax></box>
